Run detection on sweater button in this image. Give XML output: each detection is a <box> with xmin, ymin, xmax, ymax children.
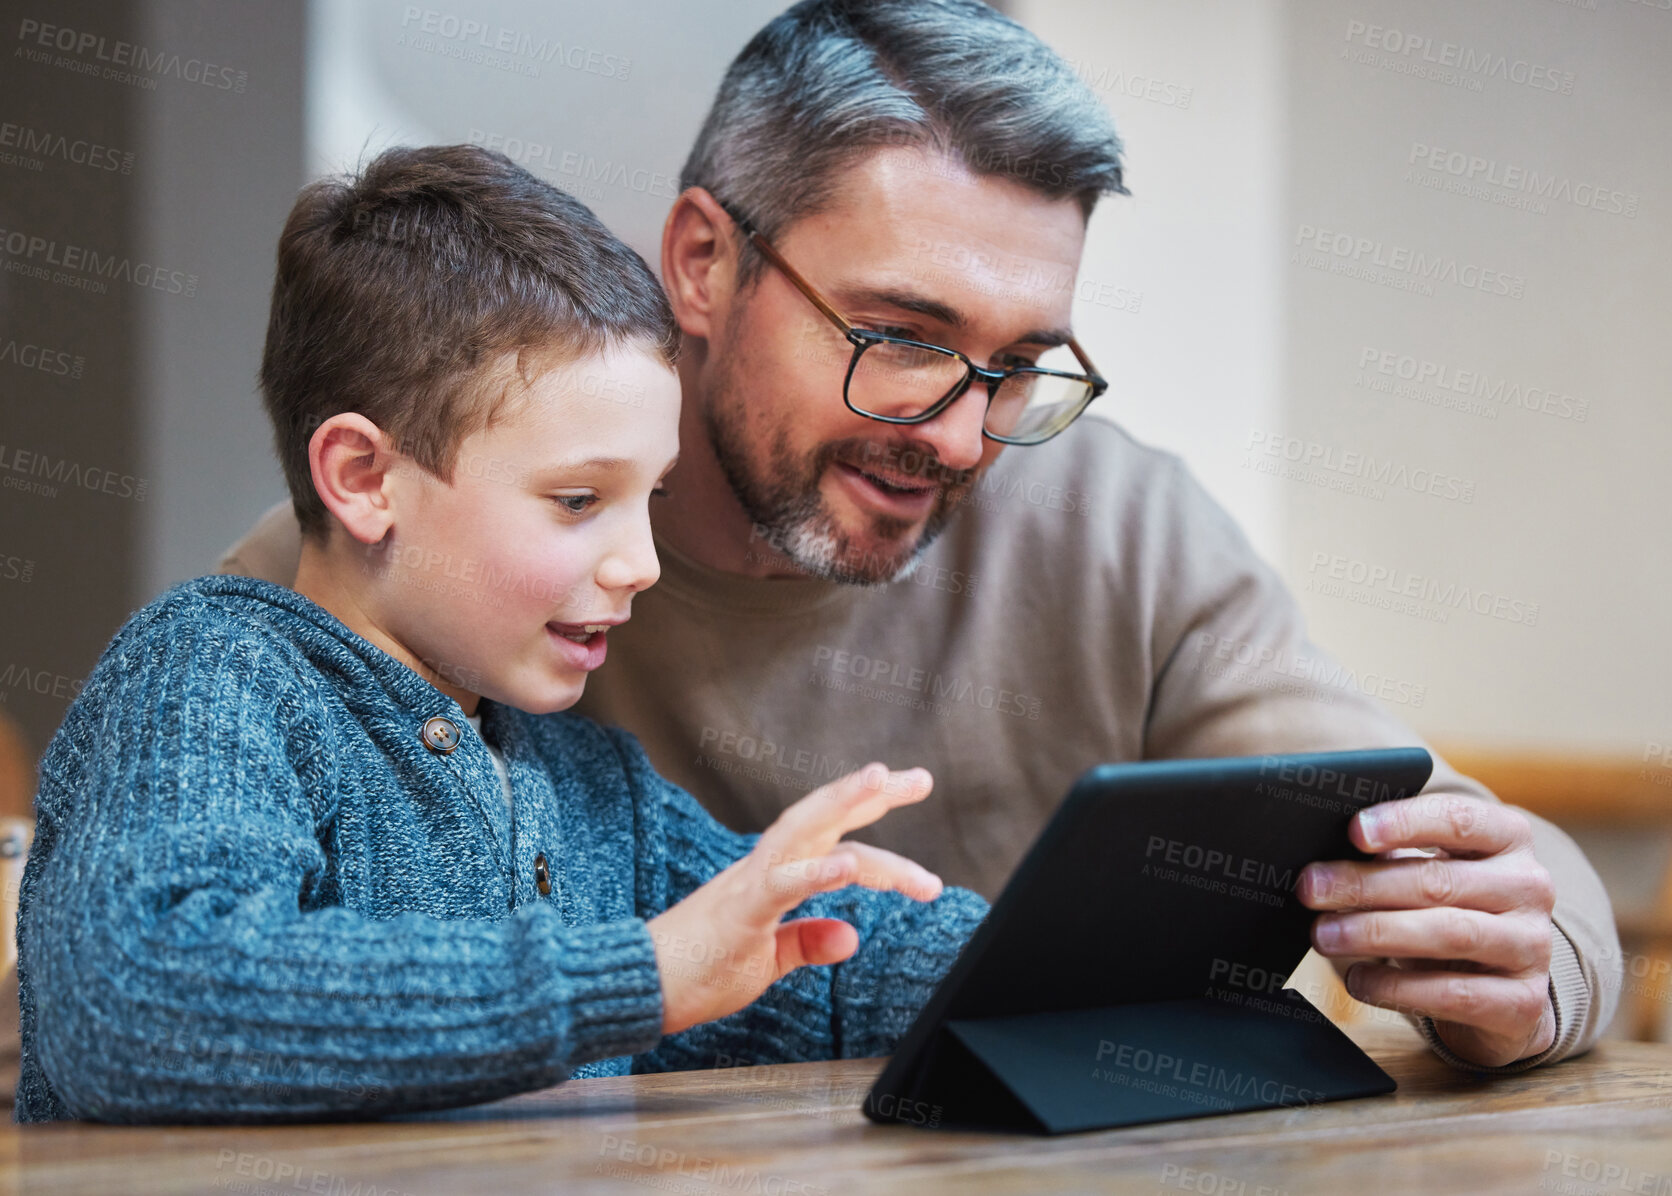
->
<box><xmin>420</xmin><ymin>715</ymin><xmax>461</xmax><ymax>754</ymax></box>
<box><xmin>534</xmin><ymin>852</ymin><xmax>551</xmax><ymax>896</ymax></box>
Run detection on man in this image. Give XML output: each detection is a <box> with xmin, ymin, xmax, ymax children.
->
<box><xmin>221</xmin><ymin>0</ymin><xmax>1619</xmax><ymax>1072</ymax></box>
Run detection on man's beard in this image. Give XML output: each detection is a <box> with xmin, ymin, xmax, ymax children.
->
<box><xmin>703</xmin><ymin>392</ymin><xmax>975</xmax><ymax>586</ymax></box>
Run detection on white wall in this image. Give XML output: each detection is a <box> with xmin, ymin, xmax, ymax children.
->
<box><xmin>1021</xmin><ymin>0</ymin><xmax>1672</xmax><ymax>755</ymax></box>
<box><xmin>1279</xmin><ymin>0</ymin><xmax>1671</xmax><ymax>754</ymax></box>
<box><xmin>1016</xmin><ymin>0</ymin><xmax>1288</xmax><ymax>564</ymax></box>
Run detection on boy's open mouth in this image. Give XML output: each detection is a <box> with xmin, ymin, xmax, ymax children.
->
<box><xmin>549</xmin><ymin>622</ymin><xmax>612</xmax><ymax>644</ymax></box>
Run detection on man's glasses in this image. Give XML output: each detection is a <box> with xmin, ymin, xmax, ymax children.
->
<box><xmin>720</xmin><ymin>203</ymin><xmax>1108</xmax><ymax>446</ymax></box>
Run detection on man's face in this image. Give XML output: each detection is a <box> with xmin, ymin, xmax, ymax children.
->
<box><xmin>704</xmin><ymin>146</ymin><xmax>1088</xmax><ymax>583</ymax></box>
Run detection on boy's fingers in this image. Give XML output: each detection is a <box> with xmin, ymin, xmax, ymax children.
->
<box><xmin>765</xmin><ymin>763</ymin><xmax>933</xmax><ymax>856</ymax></box>
<box><xmin>761</xmin><ymin>843</ymin><xmax>944</xmax><ymax>909</ymax></box>
<box><xmin>774</xmin><ymin>918</ymin><xmax>859</xmax><ymax>975</ymax></box>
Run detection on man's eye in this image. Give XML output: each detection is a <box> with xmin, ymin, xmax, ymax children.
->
<box><xmin>553</xmin><ymin>494</ymin><xmax>597</xmax><ymax>514</ymax></box>
<box><xmin>997</xmin><ymin>353</ymin><xmax>1039</xmax><ymax>369</ymax></box>
<box><xmin>861</xmin><ymin>324</ymin><xmax>920</xmax><ymax>341</ymax></box>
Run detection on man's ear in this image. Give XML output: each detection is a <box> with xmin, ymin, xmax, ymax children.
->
<box><xmin>307</xmin><ymin>413</ymin><xmax>399</xmax><ymax>546</ymax></box>
<box><xmin>662</xmin><ymin>187</ymin><xmax>740</xmax><ymax>342</ymax></box>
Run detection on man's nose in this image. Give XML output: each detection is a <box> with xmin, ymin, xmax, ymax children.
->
<box><xmin>904</xmin><ymin>380</ymin><xmax>989</xmax><ymax>473</ymax></box>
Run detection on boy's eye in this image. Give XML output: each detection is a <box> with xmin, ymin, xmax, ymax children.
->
<box><xmin>552</xmin><ymin>494</ymin><xmax>597</xmax><ymax>514</ymax></box>
<box><xmin>652</xmin><ymin>486</ymin><xmax>670</xmax><ymax>499</ymax></box>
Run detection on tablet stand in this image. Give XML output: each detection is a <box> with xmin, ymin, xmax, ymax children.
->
<box><xmin>910</xmin><ymin>990</ymin><xmax>1394</xmax><ymax>1134</ymax></box>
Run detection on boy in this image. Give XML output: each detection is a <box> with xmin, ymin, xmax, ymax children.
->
<box><xmin>13</xmin><ymin>145</ymin><xmax>987</xmax><ymax>1123</ymax></box>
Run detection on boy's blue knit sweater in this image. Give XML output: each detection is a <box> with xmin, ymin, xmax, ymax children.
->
<box><xmin>14</xmin><ymin>575</ymin><xmax>988</xmax><ymax>1123</ymax></box>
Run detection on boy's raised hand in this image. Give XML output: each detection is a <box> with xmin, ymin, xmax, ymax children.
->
<box><xmin>646</xmin><ymin>763</ymin><xmax>942</xmax><ymax>1036</ymax></box>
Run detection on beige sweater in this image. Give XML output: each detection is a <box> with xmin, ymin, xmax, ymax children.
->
<box><xmin>217</xmin><ymin>416</ymin><xmax>1620</xmax><ymax>1071</ymax></box>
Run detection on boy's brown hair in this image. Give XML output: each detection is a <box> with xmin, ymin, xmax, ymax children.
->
<box><xmin>258</xmin><ymin>144</ymin><xmax>679</xmax><ymax>540</ymax></box>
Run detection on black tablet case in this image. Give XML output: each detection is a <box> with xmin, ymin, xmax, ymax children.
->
<box><xmin>863</xmin><ymin>748</ymin><xmax>1434</xmax><ymax>1134</ymax></box>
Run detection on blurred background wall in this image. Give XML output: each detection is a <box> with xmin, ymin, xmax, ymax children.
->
<box><xmin>2</xmin><ymin>0</ymin><xmax>1668</xmax><ymax>1030</ymax></box>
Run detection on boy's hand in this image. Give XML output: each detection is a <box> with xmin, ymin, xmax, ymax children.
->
<box><xmin>646</xmin><ymin>763</ymin><xmax>942</xmax><ymax>1037</ymax></box>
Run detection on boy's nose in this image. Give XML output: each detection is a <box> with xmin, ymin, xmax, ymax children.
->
<box><xmin>597</xmin><ymin>524</ymin><xmax>661</xmax><ymax>594</ymax></box>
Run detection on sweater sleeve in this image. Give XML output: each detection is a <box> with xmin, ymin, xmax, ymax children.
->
<box><xmin>1142</xmin><ymin>456</ymin><xmax>1622</xmax><ymax>1069</ymax></box>
<box><xmin>604</xmin><ymin>728</ymin><xmax>987</xmax><ymax>1072</ymax></box>
<box><xmin>17</xmin><ymin>611</ymin><xmax>664</xmax><ymax>1124</ymax></box>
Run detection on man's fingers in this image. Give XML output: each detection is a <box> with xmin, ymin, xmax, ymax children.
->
<box><xmin>1352</xmin><ymin>793</ymin><xmax>1532</xmax><ymax>858</ymax></box>
<box><xmin>1311</xmin><ymin>907</ymin><xmax>1553</xmax><ymax>973</ymax></box>
<box><xmin>1298</xmin><ymin>854</ymin><xmax>1556</xmax><ymax>916</ymax></box>
<box><xmin>762</xmin><ymin>842</ymin><xmax>944</xmax><ymax>908</ymax></box>
<box><xmin>763</xmin><ymin>763</ymin><xmax>933</xmax><ymax>856</ymax></box>
<box><xmin>774</xmin><ymin>918</ymin><xmax>859</xmax><ymax>975</ymax></box>
<box><xmin>1343</xmin><ymin>963</ymin><xmax>1555</xmax><ymax>1051</ymax></box>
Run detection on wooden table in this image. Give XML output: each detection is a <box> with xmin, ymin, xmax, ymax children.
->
<box><xmin>7</xmin><ymin>1019</ymin><xmax>1672</xmax><ymax>1195</ymax></box>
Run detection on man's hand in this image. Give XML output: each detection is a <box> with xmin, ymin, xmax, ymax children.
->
<box><xmin>646</xmin><ymin>763</ymin><xmax>943</xmax><ymax>1037</ymax></box>
<box><xmin>1297</xmin><ymin>792</ymin><xmax>1558</xmax><ymax>1068</ymax></box>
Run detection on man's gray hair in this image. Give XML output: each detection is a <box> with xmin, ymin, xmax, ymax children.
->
<box><xmin>681</xmin><ymin>0</ymin><xmax>1128</xmax><ymax>282</ymax></box>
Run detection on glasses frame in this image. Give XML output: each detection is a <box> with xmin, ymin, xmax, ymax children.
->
<box><xmin>720</xmin><ymin>204</ymin><xmax>1109</xmax><ymax>446</ymax></box>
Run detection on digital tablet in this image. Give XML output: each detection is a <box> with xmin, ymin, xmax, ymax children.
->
<box><xmin>863</xmin><ymin>747</ymin><xmax>1434</xmax><ymax>1134</ymax></box>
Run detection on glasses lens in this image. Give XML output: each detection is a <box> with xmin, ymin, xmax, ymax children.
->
<box><xmin>986</xmin><ymin>344</ymin><xmax>1096</xmax><ymax>442</ymax></box>
<box><xmin>848</xmin><ymin>338</ymin><xmax>969</xmax><ymax>421</ymax></box>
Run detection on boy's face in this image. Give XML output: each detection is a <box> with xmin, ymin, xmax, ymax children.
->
<box><xmin>372</xmin><ymin>344</ymin><xmax>680</xmax><ymax>715</ymax></box>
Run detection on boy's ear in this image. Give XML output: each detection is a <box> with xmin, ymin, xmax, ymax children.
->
<box><xmin>661</xmin><ymin>187</ymin><xmax>738</xmax><ymax>342</ymax></box>
<box><xmin>308</xmin><ymin>413</ymin><xmax>399</xmax><ymax>546</ymax></box>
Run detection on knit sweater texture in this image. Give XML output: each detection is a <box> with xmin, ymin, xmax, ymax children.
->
<box><xmin>13</xmin><ymin>575</ymin><xmax>988</xmax><ymax>1123</ymax></box>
